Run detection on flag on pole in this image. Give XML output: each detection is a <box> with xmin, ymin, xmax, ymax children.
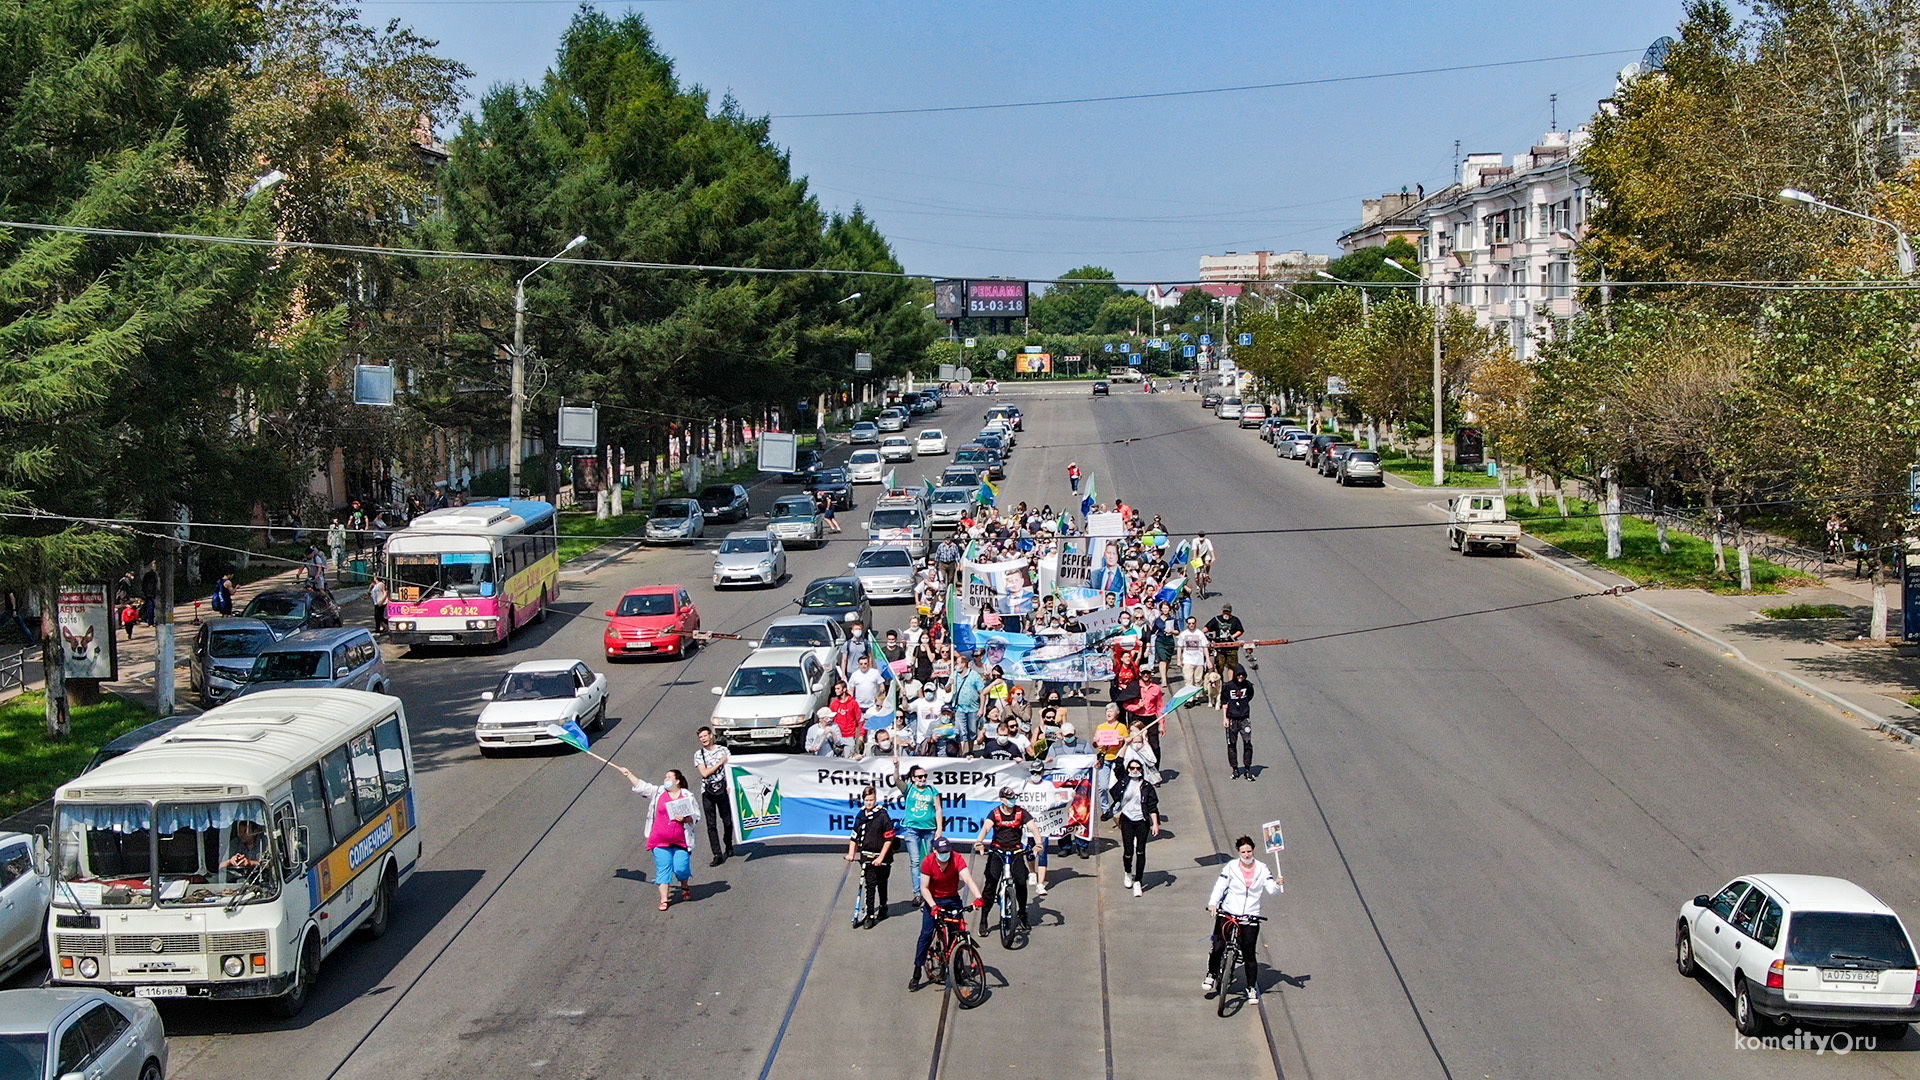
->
<box><xmin>883</xmin><ymin>468</ymin><xmax>896</xmax><ymax>490</ymax></box>
<box><xmin>924</xmin><ymin>477</ymin><xmax>937</xmax><ymax>501</ymax></box>
<box><xmin>1159</xmin><ymin>684</ymin><xmax>1206</xmax><ymax>714</ymax></box>
<box><xmin>978</xmin><ymin>477</ymin><xmax>997</xmax><ymax>506</ymax></box>
<box><xmin>1080</xmin><ymin>474</ymin><xmax>1096</xmax><ymax>517</ymax></box>
<box><xmin>545</xmin><ymin>720</ymin><xmax>591</xmax><ymax>752</ymax></box>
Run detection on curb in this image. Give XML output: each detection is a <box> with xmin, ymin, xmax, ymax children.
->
<box><xmin>1516</xmin><ymin>543</ymin><xmax>1920</xmax><ymax>750</ymax></box>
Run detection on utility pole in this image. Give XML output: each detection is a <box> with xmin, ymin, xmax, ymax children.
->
<box><xmin>1432</xmin><ymin>297</ymin><xmax>1444</xmax><ymax>487</ymax></box>
<box><xmin>508</xmin><ymin>235</ymin><xmax>587</xmax><ymax>499</ymax></box>
<box><xmin>155</xmin><ymin>523</ymin><xmax>178</xmax><ymax>716</ymax></box>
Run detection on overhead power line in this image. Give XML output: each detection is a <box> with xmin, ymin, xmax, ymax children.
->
<box><xmin>769</xmin><ymin>49</ymin><xmax>1645</xmax><ymax>119</ymax></box>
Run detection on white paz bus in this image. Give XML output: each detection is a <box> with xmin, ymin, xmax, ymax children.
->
<box><xmin>48</xmin><ymin>690</ymin><xmax>421</xmax><ymax>1016</ymax></box>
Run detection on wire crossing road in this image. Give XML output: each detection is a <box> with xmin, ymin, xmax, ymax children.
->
<box><xmin>133</xmin><ymin>385</ymin><xmax>1920</xmax><ymax>1079</ymax></box>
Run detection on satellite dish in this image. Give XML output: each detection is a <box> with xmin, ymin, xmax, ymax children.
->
<box><xmin>1643</xmin><ymin>36</ymin><xmax>1673</xmax><ymax>72</ymax></box>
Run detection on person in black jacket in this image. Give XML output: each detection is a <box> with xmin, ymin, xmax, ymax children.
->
<box><xmin>1107</xmin><ymin>759</ymin><xmax>1160</xmax><ymax>897</ymax></box>
<box><xmin>846</xmin><ymin>785</ymin><xmax>897</xmax><ymax>927</ymax></box>
<box><xmin>1221</xmin><ymin>666</ymin><xmax>1256</xmax><ymax>780</ymax></box>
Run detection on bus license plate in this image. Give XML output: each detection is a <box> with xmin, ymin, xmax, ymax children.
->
<box><xmin>134</xmin><ymin>985</ymin><xmax>187</xmax><ymax>998</ymax></box>
<box><xmin>430</xmin><ymin>634</ymin><xmax>455</xmax><ymax>642</ymax></box>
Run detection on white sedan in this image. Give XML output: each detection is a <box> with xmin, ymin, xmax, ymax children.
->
<box><xmin>915</xmin><ymin>429</ymin><xmax>948</xmax><ymax>455</ymax></box>
<box><xmin>476</xmin><ymin>659</ymin><xmax>608</xmax><ymax>754</ymax></box>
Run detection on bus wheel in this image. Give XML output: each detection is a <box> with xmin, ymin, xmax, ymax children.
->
<box><xmin>269</xmin><ymin>933</ymin><xmax>319</xmax><ymax>1018</ymax></box>
<box><xmin>536</xmin><ymin>590</ymin><xmax>550</xmax><ymax>623</ymax></box>
<box><xmin>363</xmin><ymin>865</ymin><xmax>397</xmax><ymax>939</ymax></box>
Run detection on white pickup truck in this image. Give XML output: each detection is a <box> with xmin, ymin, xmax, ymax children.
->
<box><xmin>1447</xmin><ymin>493</ymin><xmax>1521</xmax><ymax>556</ymax></box>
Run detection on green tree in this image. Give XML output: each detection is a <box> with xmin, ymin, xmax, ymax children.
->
<box><xmin>1030</xmin><ymin>266</ymin><xmax>1124</xmax><ymax>334</ymax></box>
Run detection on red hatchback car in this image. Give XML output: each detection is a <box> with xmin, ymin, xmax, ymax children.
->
<box><xmin>604</xmin><ymin>585</ymin><xmax>700</xmax><ymax>659</ymax></box>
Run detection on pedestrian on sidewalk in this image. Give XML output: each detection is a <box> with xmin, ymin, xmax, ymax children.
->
<box><xmin>693</xmin><ymin>727</ymin><xmax>735</xmax><ymax>865</ymax></box>
<box><xmin>618</xmin><ymin>765</ymin><xmax>699</xmax><ymax>910</ymax></box>
<box><xmin>1222</xmin><ymin>666</ymin><xmax>1256</xmax><ymax>780</ymax></box>
<box><xmin>139</xmin><ymin>563</ymin><xmax>158</xmax><ymax>626</ymax></box>
<box><xmin>210</xmin><ymin>574</ymin><xmax>235</xmax><ymax>617</ymax></box>
<box><xmin>306</xmin><ymin>547</ymin><xmax>327</xmax><ymax>590</ymax></box>
<box><xmin>327</xmin><ymin>518</ymin><xmax>347</xmax><ymax>571</ymax></box>
<box><xmin>119</xmin><ymin>601</ymin><xmax>139</xmax><ymax>640</ymax></box>
<box><xmin>367</xmin><ymin>577</ymin><xmax>388</xmax><ymax>631</ymax></box>
<box><xmin>1108</xmin><ymin>759</ymin><xmax>1159</xmax><ymax>897</ymax></box>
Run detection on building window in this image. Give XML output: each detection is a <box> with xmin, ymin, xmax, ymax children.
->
<box><xmin>1549</xmin><ymin>259</ymin><xmax>1571</xmax><ymax>299</ymax></box>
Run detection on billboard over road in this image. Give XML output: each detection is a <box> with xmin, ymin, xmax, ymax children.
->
<box><xmin>933</xmin><ymin>280</ymin><xmax>965</xmax><ymax>320</ymax></box>
<box><xmin>965</xmin><ymin>280</ymin><xmax>1028</xmax><ymax>317</ymax></box>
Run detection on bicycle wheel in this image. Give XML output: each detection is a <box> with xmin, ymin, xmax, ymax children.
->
<box><xmin>925</xmin><ymin>927</ymin><xmax>950</xmax><ymax>985</ymax></box>
<box><xmin>949</xmin><ymin>941</ymin><xmax>988</xmax><ymax>1009</ymax></box>
<box><xmin>998</xmin><ymin>879</ymin><xmax>1017</xmax><ymax>949</ymax></box>
<box><xmin>1216</xmin><ymin>942</ymin><xmax>1239</xmax><ymax>1018</ymax></box>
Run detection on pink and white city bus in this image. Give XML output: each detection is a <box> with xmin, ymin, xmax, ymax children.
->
<box><xmin>383</xmin><ymin>499</ymin><xmax>558</xmax><ymax>646</ymax></box>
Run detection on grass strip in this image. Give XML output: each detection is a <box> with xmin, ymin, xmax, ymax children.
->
<box><xmin>0</xmin><ymin>693</ymin><xmax>156</xmax><ymax>817</ymax></box>
<box><xmin>1510</xmin><ymin>498</ymin><xmax>1815</xmax><ymax>594</ymax></box>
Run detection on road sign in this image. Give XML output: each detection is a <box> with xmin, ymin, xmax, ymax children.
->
<box><xmin>556</xmin><ymin>405</ymin><xmax>598</xmax><ymax>448</ymax></box>
<box><xmin>956</xmin><ymin>366</ymin><xmax>972</xmax><ymax>382</ymax></box>
<box><xmin>757</xmin><ymin>431</ymin><xmax>797</xmax><ymax>474</ymax></box>
<box><xmin>964</xmin><ymin>337</ymin><xmax>977</xmax><ymax>348</ymax></box>
<box><xmin>938</xmin><ymin>363</ymin><xmax>956</xmax><ymax>381</ymax></box>
<box><xmin>1182</xmin><ymin>345</ymin><xmax>1196</xmax><ymax>358</ymax></box>
<box><xmin>1103</xmin><ymin>343</ymin><xmax>1115</xmax><ymax>353</ymax></box>
<box><xmin>1179</xmin><ymin>333</ymin><xmax>1191</xmax><ymax>343</ymax></box>
<box><xmin>353</xmin><ymin>364</ymin><xmax>395</xmax><ymax>406</ymax></box>
<box><xmin>1023</xmin><ymin>345</ymin><xmax>1043</xmax><ymax>353</ymax></box>
<box><xmin>1127</xmin><ymin>355</ymin><xmax>1140</xmax><ymax>366</ymax></box>
<box><xmin>1064</xmin><ymin>354</ymin><xmax>1081</xmax><ymax>363</ymax></box>
<box><xmin>1119</xmin><ymin>343</ymin><xmax>1131</xmax><ymax>353</ymax></box>
<box><xmin>1200</xmin><ymin>334</ymin><xmax>1212</xmax><ymax>346</ymax></box>
<box><xmin>1326</xmin><ymin>376</ymin><xmax>1349</xmax><ymax>395</ymax></box>
<box><xmin>1239</xmin><ymin>333</ymin><xmax>1253</xmax><ymax>346</ymax></box>
<box><xmin>854</xmin><ymin>352</ymin><xmax>873</xmax><ymax>371</ymax></box>
<box><xmin>995</xmin><ymin>349</ymin><xmax>1007</xmax><ymax>361</ymax></box>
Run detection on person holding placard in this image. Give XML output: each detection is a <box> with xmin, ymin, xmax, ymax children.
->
<box><xmin>618</xmin><ymin>766</ymin><xmax>701</xmax><ymax>910</ymax></box>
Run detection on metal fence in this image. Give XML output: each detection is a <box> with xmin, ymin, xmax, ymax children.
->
<box><xmin>0</xmin><ymin>649</ymin><xmax>35</xmax><ymax>695</ymax></box>
<box><xmin>1618</xmin><ymin>491</ymin><xmax>1830</xmax><ymax>574</ymax></box>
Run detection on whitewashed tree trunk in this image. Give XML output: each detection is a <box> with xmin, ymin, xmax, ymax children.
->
<box><xmin>1872</xmin><ymin>584</ymin><xmax>1890</xmax><ymax>641</ymax></box>
<box><xmin>1657</xmin><ymin>518</ymin><xmax>1670</xmax><ymax>555</ymax></box>
<box><xmin>1603</xmin><ymin>481</ymin><xmax>1622</xmax><ymax>560</ymax></box>
<box><xmin>1738</xmin><ymin>544</ymin><xmax>1752</xmax><ymax>591</ymax></box>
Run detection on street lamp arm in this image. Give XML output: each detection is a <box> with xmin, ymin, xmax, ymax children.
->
<box><xmin>1779</xmin><ymin>189</ymin><xmax>1913</xmax><ymax>275</ymax></box>
<box><xmin>518</xmin><ymin>234</ymin><xmax>589</xmax><ymax>288</ymax></box>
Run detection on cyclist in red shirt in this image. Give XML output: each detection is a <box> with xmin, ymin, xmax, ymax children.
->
<box><xmin>909</xmin><ymin>836</ymin><xmax>981</xmax><ymax>991</ymax></box>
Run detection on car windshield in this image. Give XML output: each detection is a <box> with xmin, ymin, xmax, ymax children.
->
<box><xmin>1785</xmin><ymin>911</ymin><xmax>1918</xmax><ymax>969</ymax></box>
<box><xmin>762</xmin><ymin>624</ymin><xmax>832</xmax><ymax>648</ymax></box>
<box><xmin>495</xmin><ymin>670</ymin><xmax>576</xmax><ymax>700</ymax></box>
<box><xmin>849</xmin><ymin>451</ymin><xmax>880</xmax><ymax>464</ymax></box>
<box><xmin>853</xmin><ymin>424</ymin><xmax>876</xmax><ymax>432</ymax></box>
<box><xmin>725</xmin><ymin>665</ymin><xmax>807</xmax><ymax>697</ymax></box>
<box><xmin>209</xmin><ymin>627</ymin><xmax>276</xmax><ymax>659</ymax></box>
<box><xmin>955</xmin><ymin>449</ymin><xmax>987</xmax><ymax>463</ymax></box>
<box><xmin>816</xmin><ymin>469</ymin><xmax>848</xmax><ymax>484</ymax></box>
<box><xmin>933</xmin><ymin>490</ymin><xmax>969</xmax><ymax>506</ymax></box>
<box><xmin>698</xmin><ymin>487</ymin><xmax>735</xmax><ymax>503</ymax></box>
<box><xmin>772</xmin><ymin>498</ymin><xmax>815</xmax><ymax>518</ymax></box>
<box><xmin>1349</xmin><ymin>451</ymin><xmax>1380</xmax><ymax>462</ymax></box>
<box><xmin>652</xmin><ymin>501</ymin><xmax>697</xmax><ymax>521</ymax></box>
<box><xmin>54</xmin><ymin>799</ymin><xmax>278</xmax><ymax>909</ymax></box>
<box><xmin>615</xmin><ymin>593</ymin><xmax>675</xmax><ymax>617</ymax></box>
<box><xmin>802</xmin><ymin>582</ymin><xmax>859</xmax><ymax>609</ymax></box>
<box><xmin>241</xmin><ymin>594</ymin><xmax>307</xmax><ymax>622</ymax></box>
<box><xmin>919</xmin><ymin>430</ymin><xmax>943</xmax><ymax>440</ymax></box>
<box><xmin>858</xmin><ymin>548</ymin><xmax>913</xmax><ymax>568</ymax></box>
<box><xmin>720</xmin><ymin>537</ymin><xmax>771</xmax><ymax>554</ymax></box>
<box><xmin>250</xmin><ymin>650</ymin><xmax>330</xmax><ymax>682</ymax></box>
<box><xmin>1223</xmin><ymin>398</ymin><xmax>1242</xmax><ymax>406</ymax></box>
<box><xmin>871</xmin><ymin>509</ymin><xmax>922</xmax><ymax>530</ymax></box>
<box><xmin>0</xmin><ymin>1034</ymin><xmax>45</xmax><ymax>1080</ymax></box>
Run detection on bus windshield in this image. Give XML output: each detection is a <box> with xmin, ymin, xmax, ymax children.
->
<box><xmin>55</xmin><ymin>799</ymin><xmax>278</xmax><ymax>908</ymax></box>
<box><xmin>389</xmin><ymin>552</ymin><xmax>495</xmax><ymax>601</ymax></box>
<box><xmin>870</xmin><ymin>509</ymin><xmax>922</xmax><ymax>530</ymax></box>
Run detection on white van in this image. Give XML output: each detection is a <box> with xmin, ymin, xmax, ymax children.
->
<box><xmin>49</xmin><ymin>690</ymin><xmax>421</xmax><ymax>1017</ymax></box>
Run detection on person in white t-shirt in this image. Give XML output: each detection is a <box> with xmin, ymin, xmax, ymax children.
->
<box><xmin>1176</xmin><ymin>616</ymin><xmax>1210</xmax><ymax>700</ymax></box>
<box><xmin>848</xmin><ymin>654</ymin><xmax>887</xmax><ymax>714</ymax></box>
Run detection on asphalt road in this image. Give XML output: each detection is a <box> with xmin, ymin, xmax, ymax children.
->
<box><xmin>87</xmin><ymin>384</ymin><xmax>1920</xmax><ymax>1078</ymax></box>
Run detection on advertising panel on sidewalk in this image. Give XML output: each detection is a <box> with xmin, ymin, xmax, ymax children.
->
<box><xmin>57</xmin><ymin>583</ymin><xmax>117</xmax><ymax>680</ymax></box>
<box><xmin>1014</xmin><ymin>353</ymin><xmax>1052</xmax><ymax>374</ymax></box>
<box><xmin>726</xmin><ymin>755</ymin><xmax>1031</xmax><ymax>844</ymax></box>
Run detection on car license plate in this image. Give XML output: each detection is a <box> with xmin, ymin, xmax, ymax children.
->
<box><xmin>625</xmin><ymin>642</ymin><xmax>654</xmax><ymax>651</ymax></box>
<box><xmin>134</xmin><ymin>985</ymin><xmax>187</xmax><ymax>998</ymax></box>
<box><xmin>430</xmin><ymin>634</ymin><xmax>455</xmax><ymax>642</ymax></box>
<box><xmin>506</xmin><ymin>733</ymin><xmax>536</xmax><ymax>743</ymax></box>
<box><xmin>1822</xmin><ymin>968</ymin><xmax>1880</xmax><ymax>983</ymax></box>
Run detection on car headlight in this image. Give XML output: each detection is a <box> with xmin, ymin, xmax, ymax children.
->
<box><xmin>222</xmin><ymin>954</ymin><xmax>245</xmax><ymax>977</ymax></box>
<box><xmin>77</xmin><ymin>957</ymin><xmax>99</xmax><ymax>979</ymax></box>
<box><xmin>780</xmin><ymin>714</ymin><xmax>808</xmax><ymax>727</ymax></box>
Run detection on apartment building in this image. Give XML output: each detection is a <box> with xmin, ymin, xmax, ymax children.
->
<box><xmin>1196</xmin><ymin>249</ymin><xmax>1328</xmax><ymax>283</ymax></box>
<box><xmin>1412</xmin><ymin>129</ymin><xmax>1593</xmax><ymax>359</ymax></box>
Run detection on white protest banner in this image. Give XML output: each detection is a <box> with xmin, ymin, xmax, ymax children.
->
<box><xmin>1086</xmin><ymin>511</ymin><xmax>1125</xmax><ymax>538</ymax></box>
<box><xmin>725</xmin><ymin>755</ymin><xmax>1030</xmax><ymax>844</ymax></box>
<box><xmin>1076</xmin><ymin>605</ymin><xmax>1124</xmax><ymax>635</ymax></box>
<box><xmin>1036</xmin><ymin>754</ymin><xmax>1096</xmax><ymax>840</ymax></box>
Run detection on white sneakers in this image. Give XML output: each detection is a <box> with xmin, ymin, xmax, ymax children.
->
<box><xmin>1122</xmin><ymin>874</ymin><xmax>1133</xmax><ymax>888</ymax></box>
<box><xmin>1245</xmin><ymin>991</ymin><xmax>1260</xmax><ymax>1004</ymax></box>
<box><xmin>1132</xmin><ymin>881</ymin><xmax>1143</xmax><ymax>898</ymax></box>
<box><xmin>1027</xmin><ymin>872</ymin><xmax>1038</xmax><ymax>889</ymax></box>
<box><xmin>1202</xmin><ymin>975</ymin><xmax>1217</xmax><ymax>994</ymax></box>
<box><xmin>1036</xmin><ymin>882</ymin><xmax>1048</xmax><ymax>898</ymax></box>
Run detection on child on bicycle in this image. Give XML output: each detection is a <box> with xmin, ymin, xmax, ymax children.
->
<box><xmin>1205</xmin><ymin>835</ymin><xmax>1282</xmax><ymax>1003</ymax></box>
<box><xmin>846</xmin><ymin>785</ymin><xmax>897</xmax><ymax>928</ymax></box>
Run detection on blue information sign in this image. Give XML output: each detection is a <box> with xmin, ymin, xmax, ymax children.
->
<box><xmin>1239</xmin><ymin>333</ymin><xmax>1253</xmax><ymax>346</ymax></box>
<box><xmin>1103</xmin><ymin>343</ymin><xmax>1115</xmax><ymax>353</ymax></box>
<box><xmin>1200</xmin><ymin>335</ymin><xmax>1212</xmax><ymax>346</ymax></box>
<box><xmin>1179</xmin><ymin>333</ymin><xmax>1191</xmax><ymax>343</ymax></box>
<box><xmin>1182</xmin><ymin>345</ymin><xmax>1196</xmax><ymax>358</ymax></box>
<box><xmin>1119</xmin><ymin>343</ymin><xmax>1131</xmax><ymax>353</ymax></box>
<box><xmin>1128</xmin><ymin>355</ymin><xmax>1141</xmax><ymax>366</ymax></box>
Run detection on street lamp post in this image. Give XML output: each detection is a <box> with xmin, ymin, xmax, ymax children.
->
<box><xmin>1779</xmin><ymin>187</ymin><xmax>1916</xmax><ymax>275</ymax></box>
<box><xmin>510</xmin><ymin>234</ymin><xmax>587</xmax><ymax>499</ymax></box>
<box><xmin>1382</xmin><ymin>257</ymin><xmax>1445</xmax><ymax>486</ymax></box>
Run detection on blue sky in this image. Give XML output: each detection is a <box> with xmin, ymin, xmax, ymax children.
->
<box><xmin>366</xmin><ymin>0</ymin><xmax>1687</xmax><ymax>283</ymax></box>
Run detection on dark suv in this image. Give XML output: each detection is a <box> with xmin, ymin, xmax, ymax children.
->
<box><xmin>241</xmin><ymin>587</ymin><xmax>342</xmax><ymax>639</ymax></box>
<box><xmin>698</xmin><ymin>483</ymin><xmax>751</xmax><ymax>524</ymax></box>
<box><xmin>1305</xmin><ymin>433</ymin><xmax>1340</xmax><ymax>469</ymax></box>
<box><xmin>783</xmin><ymin>449</ymin><xmax>822</xmax><ymax>483</ymax></box>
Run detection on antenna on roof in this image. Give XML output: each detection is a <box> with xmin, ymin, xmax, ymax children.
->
<box><xmin>1550</xmin><ymin>93</ymin><xmax>1557</xmax><ymax>130</ymax></box>
<box><xmin>1453</xmin><ymin>139</ymin><xmax>1461</xmax><ymax>173</ymax></box>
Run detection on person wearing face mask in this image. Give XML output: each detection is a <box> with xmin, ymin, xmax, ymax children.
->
<box><xmin>863</xmin><ymin>725</ymin><xmax>901</xmax><ymax>760</ymax></box>
<box><xmin>692</xmin><ymin>727</ymin><xmax>735</xmax><ymax>866</ymax></box>
<box><xmin>842</xmin><ymin>620</ymin><xmax>872</xmax><ymax>678</ymax></box>
<box><xmin>909</xmin><ymin>685</ymin><xmax>945</xmax><ymax>751</ymax></box>
<box><xmin>616</xmin><ymin>764</ymin><xmax>701</xmax><ymax>910</ymax></box>
<box><xmin>909</xmin><ymin>837</ymin><xmax>981</xmax><ymax>991</ymax></box>
<box><xmin>973</xmin><ymin>785</ymin><xmax>1032</xmax><ymax>933</ymax></box>
<box><xmin>1204</xmin><ymin>835</ymin><xmax>1282</xmax><ymax>1002</ymax></box>
<box><xmin>846</xmin><ymin>785</ymin><xmax>897</xmax><ymax>927</ymax></box>
<box><xmin>1106</xmin><ymin>758</ymin><xmax>1160</xmax><ymax>897</ymax></box>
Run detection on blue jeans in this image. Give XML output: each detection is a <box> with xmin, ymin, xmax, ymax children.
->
<box><xmin>1096</xmin><ymin>760</ymin><xmax>1115</xmax><ymax>815</ymax></box>
<box><xmin>898</xmin><ymin>825</ymin><xmax>937</xmax><ymax>872</ymax></box>
<box><xmin>954</xmin><ymin>709</ymin><xmax>980</xmax><ymax>743</ymax></box>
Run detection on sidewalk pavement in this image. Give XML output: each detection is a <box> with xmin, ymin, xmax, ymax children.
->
<box><xmin>1519</xmin><ymin>534</ymin><xmax>1920</xmax><ymax>748</ymax></box>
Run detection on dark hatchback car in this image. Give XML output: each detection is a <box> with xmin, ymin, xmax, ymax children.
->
<box><xmin>795</xmin><ymin>576</ymin><xmax>873</xmax><ymax>627</ymax></box>
<box><xmin>807</xmin><ymin>467</ymin><xmax>855</xmax><ymax>510</ymax></box>
<box><xmin>1305</xmin><ymin>433</ymin><xmax>1340</xmax><ymax>469</ymax></box>
<box><xmin>698</xmin><ymin>483</ymin><xmax>752</xmax><ymax>524</ymax></box>
<box><xmin>189</xmin><ymin>617</ymin><xmax>279</xmax><ymax>706</ymax></box>
<box><xmin>241</xmin><ymin>587</ymin><xmax>342</xmax><ymax>639</ymax></box>
<box><xmin>1319</xmin><ymin>443</ymin><xmax>1357</xmax><ymax>477</ymax></box>
<box><xmin>1092</xmin><ymin>381</ymin><xmax>1110</xmax><ymax>396</ymax></box>
<box><xmin>783</xmin><ymin>449</ymin><xmax>822</xmax><ymax>483</ymax></box>
<box><xmin>1201</xmin><ymin>391</ymin><xmax>1222</xmax><ymax>409</ymax></box>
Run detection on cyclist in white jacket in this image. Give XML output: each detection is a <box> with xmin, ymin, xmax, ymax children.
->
<box><xmin>1204</xmin><ymin>835</ymin><xmax>1281</xmax><ymax>1000</ymax></box>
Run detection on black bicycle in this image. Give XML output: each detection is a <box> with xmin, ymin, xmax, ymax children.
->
<box><xmin>923</xmin><ymin>906</ymin><xmax>988</xmax><ymax>1008</ymax></box>
<box><xmin>1212</xmin><ymin>912</ymin><xmax>1264</xmax><ymax>1017</ymax></box>
<box><xmin>983</xmin><ymin>844</ymin><xmax>1025</xmax><ymax>949</ymax></box>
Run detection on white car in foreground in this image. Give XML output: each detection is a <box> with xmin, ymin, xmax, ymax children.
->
<box><xmin>477</xmin><ymin>659</ymin><xmax>608</xmax><ymax>754</ymax></box>
<box><xmin>1677</xmin><ymin>874</ymin><xmax>1920</xmax><ymax>1037</ymax></box>
<box><xmin>915</xmin><ymin>429</ymin><xmax>948</xmax><ymax>455</ymax></box>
